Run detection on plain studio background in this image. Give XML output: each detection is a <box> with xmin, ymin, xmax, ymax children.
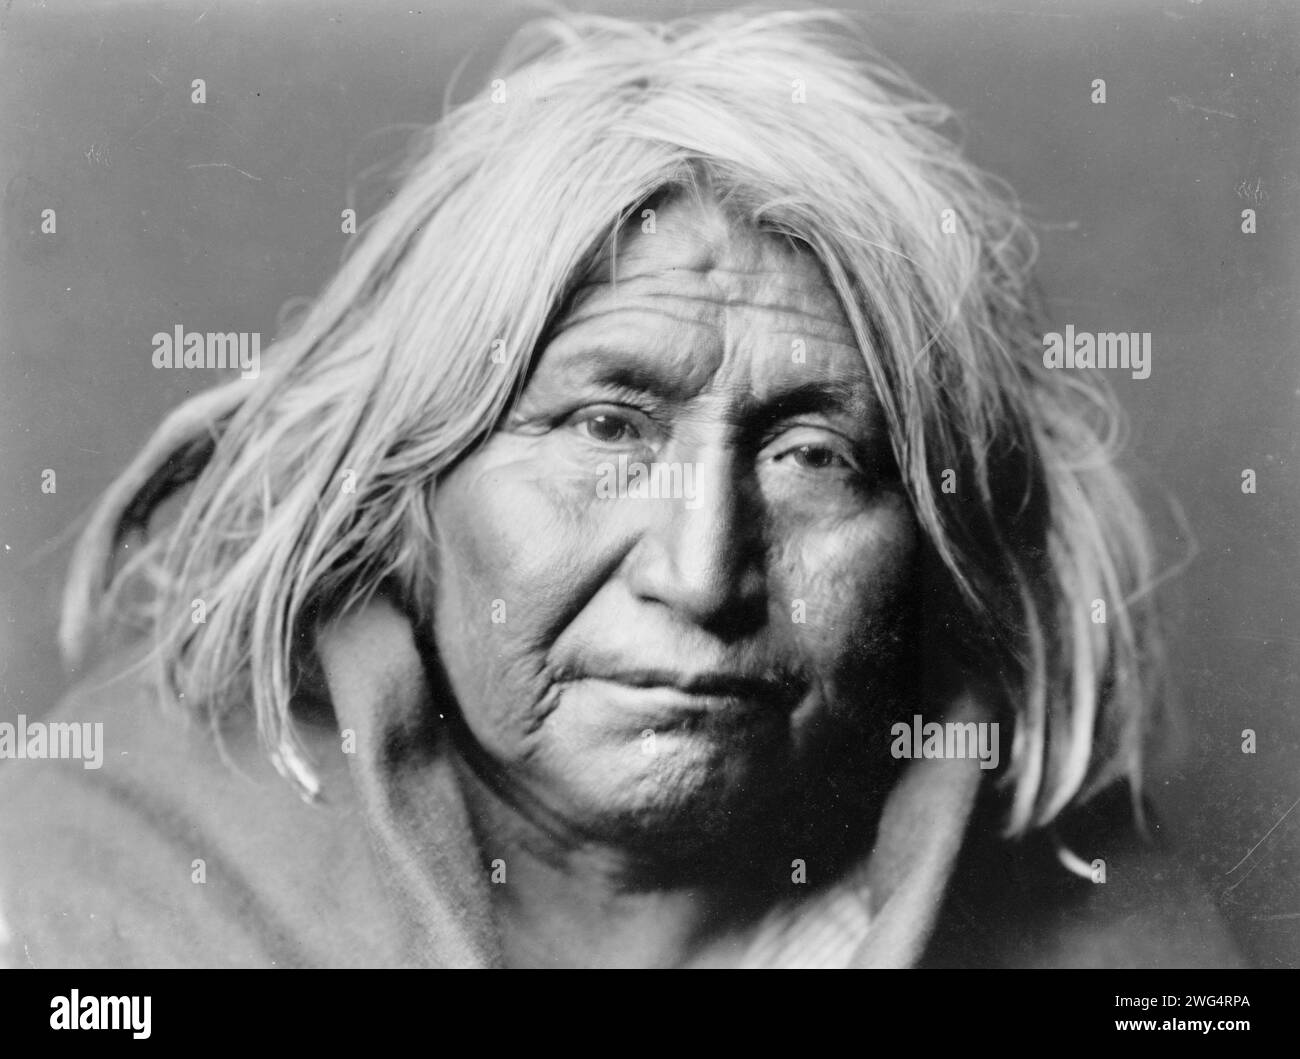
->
<box><xmin>1</xmin><ymin>0</ymin><xmax>1296</xmax><ymax>968</ymax></box>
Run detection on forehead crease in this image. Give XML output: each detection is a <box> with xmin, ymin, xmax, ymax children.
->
<box><xmin>555</xmin><ymin>300</ymin><xmax>714</xmax><ymax>335</ymax></box>
<box><xmin>539</xmin><ymin>335</ymin><xmax>874</xmax><ymax>420</ymax></box>
<box><xmin>547</xmin><ymin>304</ymin><xmax>868</xmax><ymax>394</ymax></box>
<box><xmin>548</xmin><ymin>304</ymin><xmax>865</xmax><ymax>378</ymax></box>
<box><xmin>595</xmin><ymin>261</ymin><xmax>842</xmax><ymax>302</ymax></box>
<box><xmin>564</xmin><ymin>277</ymin><xmax>855</xmax><ymax>336</ymax></box>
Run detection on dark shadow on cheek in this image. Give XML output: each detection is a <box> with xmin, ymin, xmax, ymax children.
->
<box><xmin>913</xmin><ymin>537</ymin><xmax>997</xmax><ymax>718</ymax></box>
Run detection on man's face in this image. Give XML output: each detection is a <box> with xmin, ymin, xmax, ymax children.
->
<box><xmin>429</xmin><ymin>195</ymin><xmax>920</xmax><ymax>847</ymax></box>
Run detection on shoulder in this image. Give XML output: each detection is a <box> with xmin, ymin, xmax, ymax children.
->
<box><xmin>0</xmin><ymin>653</ymin><xmax>391</xmax><ymax>968</ymax></box>
<box><xmin>921</xmin><ymin>784</ymin><xmax>1246</xmax><ymax>968</ymax></box>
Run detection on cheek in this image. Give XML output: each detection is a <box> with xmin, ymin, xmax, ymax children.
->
<box><xmin>773</xmin><ymin>493</ymin><xmax>920</xmax><ymax>682</ymax></box>
<box><xmin>428</xmin><ymin>447</ymin><xmax>611</xmax><ymax>757</ymax></box>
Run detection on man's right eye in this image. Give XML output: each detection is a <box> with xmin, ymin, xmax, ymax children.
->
<box><xmin>571</xmin><ymin>409</ymin><xmax>644</xmax><ymax>445</ymax></box>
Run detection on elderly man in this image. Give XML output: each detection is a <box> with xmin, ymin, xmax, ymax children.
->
<box><xmin>0</xmin><ymin>9</ymin><xmax>1240</xmax><ymax>968</ymax></box>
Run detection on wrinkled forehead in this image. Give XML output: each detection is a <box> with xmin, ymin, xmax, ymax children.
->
<box><xmin>539</xmin><ymin>193</ymin><xmax>869</xmax><ymax>399</ymax></box>
<box><xmin>571</xmin><ymin>193</ymin><xmax>852</xmax><ymax>327</ymax></box>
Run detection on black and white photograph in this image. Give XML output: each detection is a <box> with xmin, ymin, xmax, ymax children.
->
<box><xmin>0</xmin><ymin>0</ymin><xmax>1296</xmax><ymax>1005</ymax></box>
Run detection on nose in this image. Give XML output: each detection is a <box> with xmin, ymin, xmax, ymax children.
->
<box><xmin>622</xmin><ymin>454</ymin><xmax>767</xmax><ymax>635</ymax></box>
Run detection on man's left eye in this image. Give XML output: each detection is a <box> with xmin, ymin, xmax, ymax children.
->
<box><xmin>780</xmin><ymin>444</ymin><xmax>850</xmax><ymax>470</ymax></box>
<box><xmin>770</xmin><ymin>437</ymin><xmax>860</xmax><ymax>475</ymax></box>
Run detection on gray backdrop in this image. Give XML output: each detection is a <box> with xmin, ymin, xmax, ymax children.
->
<box><xmin>2</xmin><ymin>0</ymin><xmax>1296</xmax><ymax>967</ymax></box>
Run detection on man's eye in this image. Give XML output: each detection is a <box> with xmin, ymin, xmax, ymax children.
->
<box><xmin>574</xmin><ymin>411</ymin><xmax>641</xmax><ymax>444</ymax></box>
<box><xmin>775</xmin><ymin>443</ymin><xmax>856</xmax><ymax>472</ymax></box>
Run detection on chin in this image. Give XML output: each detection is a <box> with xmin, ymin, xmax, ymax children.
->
<box><xmin>540</xmin><ymin>730</ymin><xmax>800</xmax><ymax>856</ymax></box>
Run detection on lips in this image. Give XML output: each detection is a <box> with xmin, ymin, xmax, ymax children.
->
<box><xmin>562</xmin><ymin>662</ymin><xmax>800</xmax><ymax>717</ymax></box>
<box><xmin>588</xmin><ymin>667</ymin><xmax>785</xmax><ymax>699</ymax></box>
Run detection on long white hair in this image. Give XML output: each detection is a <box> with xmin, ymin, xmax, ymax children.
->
<box><xmin>61</xmin><ymin>8</ymin><xmax>1163</xmax><ymax>835</ymax></box>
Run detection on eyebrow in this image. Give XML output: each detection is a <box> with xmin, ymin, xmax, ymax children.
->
<box><xmin>575</xmin><ymin>358</ymin><xmax>709</xmax><ymax>406</ymax></box>
<box><xmin>536</xmin><ymin>344</ymin><xmax>878</xmax><ymax>426</ymax></box>
<box><xmin>745</xmin><ymin>379</ymin><xmax>874</xmax><ymax>423</ymax></box>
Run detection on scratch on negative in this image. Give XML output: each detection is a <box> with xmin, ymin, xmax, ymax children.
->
<box><xmin>187</xmin><ymin>162</ymin><xmax>262</xmax><ymax>181</ymax></box>
<box><xmin>1169</xmin><ymin>96</ymin><xmax>1238</xmax><ymax>120</ymax></box>
<box><xmin>1222</xmin><ymin>855</ymin><xmax>1261</xmax><ymax>897</ymax></box>
<box><xmin>1226</xmin><ymin>792</ymin><xmax>1300</xmax><ymax>876</ymax></box>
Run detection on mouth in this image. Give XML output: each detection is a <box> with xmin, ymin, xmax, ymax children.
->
<box><xmin>564</xmin><ymin>666</ymin><xmax>801</xmax><ymax>718</ymax></box>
